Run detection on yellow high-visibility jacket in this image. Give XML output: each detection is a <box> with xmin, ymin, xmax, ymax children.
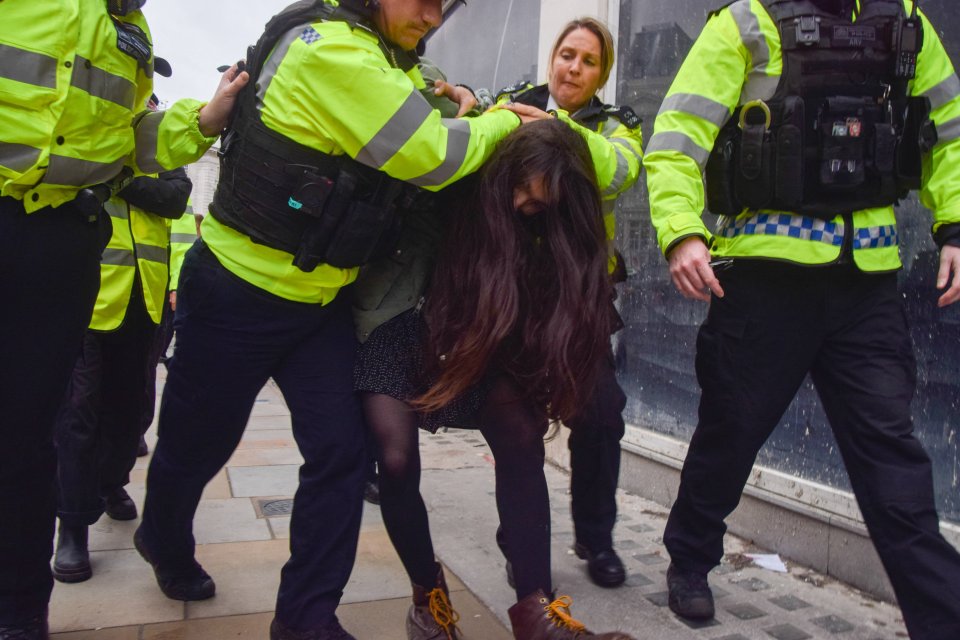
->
<box><xmin>645</xmin><ymin>0</ymin><xmax>960</xmax><ymax>271</ymax></box>
<box><xmin>169</xmin><ymin>200</ymin><xmax>199</xmax><ymax>291</ymax></box>
<box><xmin>0</xmin><ymin>0</ymin><xmax>217</xmax><ymax>212</ymax></box>
<box><xmin>90</xmin><ymin>196</ymin><xmax>170</xmax><ymax>330</ymax></box>
<box><xmin>202</xmin><ymin>6</ymin><xmax>521</xmax><ymax>303</ymax></box>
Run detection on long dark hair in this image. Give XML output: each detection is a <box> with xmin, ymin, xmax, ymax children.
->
<box><xmin>414</xmin><ymin>119</ymin><xmax>613</xmax><ymax>421</ymax></box>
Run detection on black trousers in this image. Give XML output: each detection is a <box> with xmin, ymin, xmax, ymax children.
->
<box><xmin>0</xmin><ymin>196</ymin><xmax>106</xmax><ymax>624</ymax></box>
<box><xmin>55</xmin><ymin>289</ymin><xmax>157</xmax><ymax>526</ymax></box>
<box><xmin>140</xmin><ymin>242</ymin><xmax>366</xmax><ymax>630</ymax></box>
<box><xmin>664</xmin><ymin>261</ymin><xmax>960</xmax><ymax>640</ymax></box>
<box><xmin>565</xmin><ymin>347</ymin><xmax>626</xmax><ymax>552</ymax></box>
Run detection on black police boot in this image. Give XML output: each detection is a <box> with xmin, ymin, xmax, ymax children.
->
<box><xmin>134</xmin><ymin>526</ymin><xmax>215</xmax><ymax>601</ymax></box>
<box><xmin>52</xmin><ymin>523</ymin><xmax>92</xmax><ymax>583</ymax></box>
<box><xmin>0</xmin><ymin>610</ymin><xmax>49</xmax><ymax>640</ymax></box>
<box><xmin>103</xmin><ymin>487</ymin><xmax>138</xmax><ymax>521</ymax></box>
<box><xmin>269</xmin><ymin>616</ymin><xmax>357</xmax><ymax>640</ymax></box>
<box><xmin>137</xmin><ymin>435</ymin><xmax>149</xmax><ymax>457</ymax></box>
<box><xmin>666</xmin><ymin>563</ymin><xmax>715</xmax><ymax>620</ymax></box>
<box><xmin>574</xmin><ymin>543</ymin><xmax>627</xmax><ymax>588</ymax></box>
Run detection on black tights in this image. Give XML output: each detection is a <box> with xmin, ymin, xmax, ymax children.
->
<box><xmin>362</xmin><ymin>377</ymin><xmax>551</xmax><ymax>600</ymax></box>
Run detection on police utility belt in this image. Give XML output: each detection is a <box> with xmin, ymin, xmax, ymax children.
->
<box><xmin>705</xmin><ymin>0</ymin><xmax>938</xmax><ymax>220</ymax></box>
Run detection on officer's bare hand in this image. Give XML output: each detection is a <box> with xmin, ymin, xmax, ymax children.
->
<box><xmin>500</xmin><ymin>102</ymin><xmax>551</xmax><ymax>124</ymax></box>
<box><xmin>667</xmin><ymin>236</ymin><xmax>725</xmax><ymax>302</ymax></box>
<box><xmin>433</xmin><ymin>80</ymin><xmax>477</xmax><ymax>117</ymax></box>
<box><xmin>936</xmin><ymin>244</ymin><xmax>960</xmax><ymax>307</ymax></box>
<box><xmin>198</xmin><ymin>64</ymin><xmax>250</xmax><ymax>137</ymax></box>
<box><xmin>169</xmin><ymin>290</ymin><xmax>177</xmax><ymax>312</ymax></box>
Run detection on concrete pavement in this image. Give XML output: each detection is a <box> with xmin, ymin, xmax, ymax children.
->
<box><xmin>49</xmin><ymin>372</ymin><xmax>909</xmax><ymax>639</ymax></box>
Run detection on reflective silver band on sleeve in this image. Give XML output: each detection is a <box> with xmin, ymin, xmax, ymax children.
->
<box><xmin>135</xmin><ymin>110</ymin><xmax>166</xmax><ymax>174</ymax></box>
<box><xmin>103</xmin><ymin>201</ymin><xmax>129</xmax><ymax>219</ymax></box>
<box><xmin>44</xmin><ymin>154</ymin><xmax>125</xmax><ymax>187</ymax></box>
<box><xmin>72</xmin><ymin>56</ymin><xmax>137</xmax><ymax>108</ymax></box>
<box><xmin>135</xmin><ymin>244</ymin><xmax>169</xmax><ymax>264</ymax></box>
<box><xmin>170</xmin><ymin>233</ymin><xmax>197</xmax><ymax>243</ymax></box>
<box><xmin>0</xmin><ymin>142</ymin><xmax>42</xmax><ymax>173</ymax></box>
<box><xmin>602</xmin><ymin>143</ymin><xmax>632</xmax><ymax>197</ymax></box>
<box><xmin>924</xmin><ymin>73</ymin><xmax>960</xmax><ymax>110</ymax></box>
<box><xmin>657</xmin><ymin>93</ymin><xmax>731</xmax><ymax>128</ymax></box>
<box><xmin>407</xmin><ymin>118</ymin><xmax>472</xmax><ymax>188</ymax></box>
<box><xmin>0</xmin><ymin>43</ymin><xmax>57</xmax><ymax>88</ymax></box>
<box><xmin>355</xmin><ymin>89</ymin><xmax>434</xmax><ymax>169</ymax></box>
<box><xmin>645</xmin><ymin>131</ymin><xmax>711</xmax><ymax>169</ymax></box>
<box><xmin>255</xmin><ymin>25</ymin><xmax>309</xmax><ymax>111</ymax></box>
<box><xmin>936</xmin><ymin>115</ymin><xmax>960</xmax><ymax>144</ymax></box>
<box><xmin>101</xmin><ymin>248</ymin><xmax>136</xmax><ymax>267</ymax></box>
<box><xmin>730</xmin><ymin>0</ymin><xmax>769</xmax><ymax>72</ymax></box>
<box><xmin>729</xmin><ymin>0</ymin><xmax>778</xmax><ymax>103</ymax></box>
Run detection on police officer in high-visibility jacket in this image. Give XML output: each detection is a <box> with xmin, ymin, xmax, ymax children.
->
<box><xmin>52</xmin><ymin>167</ymin><xmax>192</xmax><ymax>585</ymax></box>
<box><xmin>493</xmin><ymin>17</ymin><xmax>643</xmax><ymax>591</ymax></box>
<box><xmin>644</xmin><ymin>0</ymin><xmax>960</xmax><ymax>637</ymax></box>
<box><xmin>0</xmin><ymin>0</ymin><xmax>245</xmax><ymax>635</ymax></box>
<box><xmin>134</xmin><ymin>1</ymin><xmax>531</xmax><ymax>638</ymax></box>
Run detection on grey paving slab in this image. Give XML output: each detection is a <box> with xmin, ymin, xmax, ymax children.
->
<box><xmin>227</xmin><ymin>464</ymin><xmax>300</xmax><ymax>497</ymax></box>
<box><xmin>193</xmin><ymin>498</ymin><xmax>272</xmax><ymax>545</ymax></box>
<box><xmin>186</xmin><ymin>540</ymin><xmax>288</xmax><ymax>620</ymax></box>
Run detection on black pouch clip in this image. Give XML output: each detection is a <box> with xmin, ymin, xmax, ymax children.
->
<box><xmin>736</xmin><ymin>100</ymin><xmax>774</xmax><ymax>209</ymax></box>
<box><xmin>285</xmin><ymin>164</ymin><xmax>334</xmax><ymax>218</ymax></box>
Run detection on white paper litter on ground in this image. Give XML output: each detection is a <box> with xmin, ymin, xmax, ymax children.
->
<box><xmin>745</xmin><ymin>553</ymin><xmax>788</xmax><ymax>573</ymax></box>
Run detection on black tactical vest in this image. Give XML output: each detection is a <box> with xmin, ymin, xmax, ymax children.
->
<box><xmin>212</xmin><ymin>0</ymin><xmax>416</xmax><ymax>271</ymax></box>
<box><xmin>705</xmin><ymin>0</ymin><xmax>935</xmax><ymax>219</ymax></box>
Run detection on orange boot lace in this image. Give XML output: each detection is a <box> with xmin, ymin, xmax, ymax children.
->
<box><xmin>427</xmin><ymin>586</ymin><xmax>462</xmax><ymax>639</ymax></box>
<box><xmin>543</xmin><ymin>595</ymin><xmax>588</xmax><ymax>633</ymax></box>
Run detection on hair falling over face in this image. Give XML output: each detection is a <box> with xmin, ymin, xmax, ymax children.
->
<box><xmin>415</xmin><ymin>119</ymin><xmax>613</xmax><ymax>421</ymax></box>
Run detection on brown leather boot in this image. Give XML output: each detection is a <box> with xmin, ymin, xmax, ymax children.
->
<box><xmin>507</xmin><ymin>590</ymin><xmax>636</xmax><ymax>639</ymax></box>
<box><xmin>406</xmin><ymin>563</ymin><xmax>461</xmax><ymax>640</ymax></box>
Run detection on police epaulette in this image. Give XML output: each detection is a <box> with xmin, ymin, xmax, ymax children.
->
<box><xmin>604</xmin><ymin>105</ymin><xmax>642</xmax><ymax>129</ymax></box>
<box><xmin>496</xmin><ymin>80</ymin><xmax>532</xmax><ymax>101</ymax></box>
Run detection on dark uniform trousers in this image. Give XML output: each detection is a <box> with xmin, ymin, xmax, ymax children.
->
<box><xmin>55</xmin><ymin>284</ymin><xmax>157</xmax><ymax>526</ymax></box>
<box><xmin>139</xmin><ymin>241</ymin><xmax>366</xmax><ymax>630</ymax></box>
<box><xmin>664</xmin><ymin>261</ymin><xmax>960</xmax><ymax>640</ymax></box>
<box><xmin>140</xmin><ymin>293</ymin><xmax>175</xmax><ymax>437</ymax></box>
<box><xmin>0</xmin><ymin>196</ymin><xmax>107</xmax><ymax>624</ymax></box>
<box><xmin>565</xmin><ymin>346</ymin><xmax>627</xmax><ymax>553</ymax></box>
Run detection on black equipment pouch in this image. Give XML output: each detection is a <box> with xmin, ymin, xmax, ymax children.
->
<box><xmin>73</xmin><ymin>166</ymin><xmax>134</xmax><ymax>222</ymax></box>
<box><xmin>774</xmin><ymin>96</ymin><xmax>804</xmax><ymax>209</ymax></box>
<box><xmin>706</xmin><ymin>122</ymin><xmax>743</xmax><ymax>216</ymax></box>
<box><xmin>817</xmin><ymin>96</ymin><xmax>878</xmax><ymax>191</ymax></box>
<box><xmin>291</xmin><ymin>165</ymin><xmax>409</xmax><ymax>271</ymax></box>
<box><xmin>735</xmin><ymin>100</ymin><xmax>774</xmax><ymax>210</ymax></box>
<box><xmin>896</xmin><ymin>96</ymin><xmax>936</xmax><ymax>191</ymax></box>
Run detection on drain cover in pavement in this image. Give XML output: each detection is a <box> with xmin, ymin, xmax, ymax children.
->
<box><xmin>259</xmin><ymin>498</ymin><xmax>294</xmax><ymax>517</ymax></box>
